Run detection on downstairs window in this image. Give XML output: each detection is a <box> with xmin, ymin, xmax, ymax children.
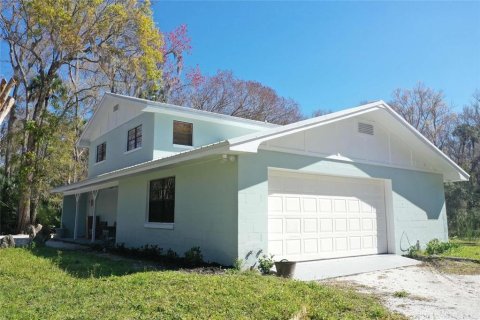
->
<box><xmin>148</xmin><ymin>177</ymin><xmax>175</xmax><ymax>223</ymax></box>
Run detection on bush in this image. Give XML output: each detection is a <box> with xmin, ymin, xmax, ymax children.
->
<box><xmin>184</xmin><ymin>246</ymin><xmax>203</xmax><ymax>267</ymax></box>
<box><xmin>36</xmin><ymin>202</ymin><xmax>61</xmax><ymax>229</ymax></box>
<box><xmin>165</xmin><ymin>248</ymin><xmax>178</xmax><ymax>261</ymax></box>
<box><xmin>257</xmin><ymin>254</ymin><xmax>274</xmax><ymax>275</ymax></box>
<box><xmin>140</xmin><ymin>244</ymin><xmax>163</xmax><ymax>259</ymax></box>
<box><xmin>405</xmin><ymin>245</ymin><xmax>420</xmax><ymax>258</ymax></box>
<box><xmin>233</xmin><ymin>258</ymin><xmax>244</xmax><ymax>271</ymax></box>
<box><xmin>425</xmin><ymin>239</ymin><xmax>457</xmax><ymax>255</ymax></box>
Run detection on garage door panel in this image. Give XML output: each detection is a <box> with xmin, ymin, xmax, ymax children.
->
<box><xmin>286</xmin><ymin>239</ymin><xmax>301</xmax><ymax>255</ymax></box>
<box><xmin>268</xmin><ymin>218</ymin><xmax>283</xmax><ymax>233</ymax></box>
<box><xmin>304</xmin><ymin>238</ymin><xmax>318</xmax><ymax>253</ymax></box>
<box><xmin>320</xmin><ymin>238</ymin><xmax>334</xmax><ymax>252</ymax></box>
<box><xmin>335</xmin><ymin>219</ymin><xmax>347</xmax><ymax>231</ymax></box>
<box><xmin>363</xmin><ymin>236</ymin><xmax>374</xmax><ymax>248</ymax></box>
<box><xmin>319</xmin><ymin>199</ymin><xmax>332</xmax><ymax>212</ymax></box>
<box><xmin>303</xmin><ymin>218</ymin><xmax>318</xmax><ymax>233</ymax></box>
<box><xmin>302</xmin><ymin>198</ymin><xmax>317</xmax><ymax>212</ymax></box>
<box><xmin>348</xmin><ymin>199</ymin><xmax>360</xmax><ymax>212</ymax></box>
<box><xmin>320</xmin><ymin>219</ymin><xmax>333</xmax><ymax>232</ymax></box>
<box><xmin>350</xmin><ymin>236</ymin><xmax>362</xmax><ymax>250</ymax></box>
<box><xmin>268</xmin><ymin>171</ymin><xmax>388</xmax><ymax>261</ymax></box>
<box><xmin>335</xmin><ymin>237</ymin><xmax>348</xmax><ymax>251</ymax></box>
<box><xmin>268</xmin><ymin>196</ymin><xmax>283</xmax><ymax>212</ymax></box>
<box><xmin>334</xmin><ymin>199</ymin><xmax>347</xmax><ymax>212</ymax></box>
<box><xmin>285</xmin><ymin>219</ymin><xmax>301</xmax><ymax>233</ymax></box>
<box><xmin>269</xmin><ymin>240</ymin><xmax>283</xmax><ymax>256</ymax></box>
<box><xmin>286</xmin><ymin>197</ymin><xmax>301</xmax><ymax>212</ymax></box>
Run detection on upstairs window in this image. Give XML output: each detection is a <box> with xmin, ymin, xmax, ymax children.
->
<box><xmin>148</xmin><ymin>177</ymin><xmax>175</xmax><ymax>223</ymax></box>
<box><xmin>96</xmin><ymin>142</ymin><xmax>106</xmax><ymax>163</ymax></box>
<box><xmin>127</xmin><ymin>125</ymin><xmax>142</xmax><ymax>151</ymax></box>
<box><xmin>173</xmin><ymin>120</ymin><xmax>193</xmax><ymax>146</ymax></box>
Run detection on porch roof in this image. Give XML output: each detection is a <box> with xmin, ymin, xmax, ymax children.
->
<box><xmin>52</xmin><ymin>141</ymin><xmax>230</xmax><ymax>194</ymax></box>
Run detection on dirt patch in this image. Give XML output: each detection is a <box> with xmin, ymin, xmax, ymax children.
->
<box><xmin>424</xmin><ymin>259</ymin><xmax>480</xmax><ymax>275</ymax></box>
<box><xmin>327</xmin><ymin>264</ymin><xmax>480</xmax><ymax>320</ymax></box>
<box><xmin>94</xmin><ymin>250</ymin><xmax>228</xmax><ymax>275</ymax></box>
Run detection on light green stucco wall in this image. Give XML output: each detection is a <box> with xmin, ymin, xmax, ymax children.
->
<box><xmin>153</xmin><ymin>113</ymin><xmax>260</xmax><ymax>158</ymax></box>
<box><xmin>237</xmin><ymin>150</ymin><xmax>448</xmax><ymax>266</ymax></box>
<box><xmin>88</xmin><ymin>112</ymin><xmax>261</xmax><ymax>178</ymax></box>
<box><xmin>65</xmin><ymin>148</ymin><xmax>448</xmax><ymax>266</ymax></box>
<box><xmin>88</xmin><ymin>113</ymin><xmax>155</xmax><ymax>177</ymax></box>
<box><xmin>115</xmin><ymin>157</ymin><xmax>238</xmax><ymax>266</ymax></box>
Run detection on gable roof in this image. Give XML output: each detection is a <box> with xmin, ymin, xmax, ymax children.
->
<box><xmin>78</xmin><ymin>93</ymin><xmax>278</xmax><ymax>147</ymax></box>
<box><xmin>227</xmin><ymin>100</ymin><xmax>469</xmax><ymax>182</ymax></box>
<box><xmin>54</xmin><ymin>100</ymin><xmax>469</xmax><ymax>194</ymax></box>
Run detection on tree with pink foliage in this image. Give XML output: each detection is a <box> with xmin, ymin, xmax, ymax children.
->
<box><xmin>170</xmin><ymin>70</ymin><xmax>303</xmax><ymax>125</ymax></box>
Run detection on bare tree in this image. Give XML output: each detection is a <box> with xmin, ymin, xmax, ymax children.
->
<box><xmin>170</xmin><ymin>70</ymin><xmax>303</xmax><ymax>125</ymax></box>
<box><xmin>389</xmin><ymin>82</ymin><xmax>456</xmax><ymax>150</ymax></box>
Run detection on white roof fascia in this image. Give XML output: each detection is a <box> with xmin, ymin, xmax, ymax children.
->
<box><xmin>227</xmin><ymin>100</ymin><xmax>469</xmax><ymax>182</ymax></box>
<box><xmin>108</xmin><ymin>93</ymin><xmax>279</xmax><ymax>130</ymax></box>
<box><xmin>67</xmin><ymin>98</ymin><xmax>469</xmax><ymax>194</ymax></box>
<box><xmin>378</xmin><ymin>102</ymin><xmax>470</xmax><ymax>181</ymax></box>
<box><xmin>52</xmin><ymin>141</ymin><xmax>230</xmax><ymax>194</ymax></box>
<box><xmin>77</xmin><ymin>94</ymin><xmax>107</xmax><ymax>147</ymax></box>
<box><xmin>63</xmin><ymin>181</ymin><xmax>119</xmax><ymax>196</ymax></box>
<box><xmin>77</xmin><ymin>93</ymin><xmax>279</xmax><ymax>147</ymax></box>
<box><xmin>143</xmin><ymin>105</ymin><xmax>278</xmax><ymax>130</ymax></box>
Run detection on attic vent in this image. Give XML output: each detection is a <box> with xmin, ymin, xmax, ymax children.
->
<box><xmin>358</xmin><ymin>122</ymin><xmax>374</xmax><ymax>135</ymax></box>
<box><xmin>113</xmin><ymin>104</ymin><xmax>119</xmax><ymax>112</ymax></box>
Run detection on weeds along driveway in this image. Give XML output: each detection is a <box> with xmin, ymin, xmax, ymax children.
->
<box><xmin>325</xmin><ymin>263</ymin><xmax>480</xmax><ymax>320</ymax></box>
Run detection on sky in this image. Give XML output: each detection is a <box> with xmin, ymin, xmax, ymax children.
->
<box><xmin>0</xmin><ymin>1</ymin><xmax>478</xmax><ymax>115</ymax></box>
<box><xmin>152</xmin><ymin>1</ymin><xmax>480</xmax><ymax>113</ymax></box>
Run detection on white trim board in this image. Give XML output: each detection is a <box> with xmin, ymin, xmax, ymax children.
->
<box><xmin>227</xmin><ymin>101</ymin><xmax>468</xmax><ymax>182</ymax></box>
<box><xmin>52</xmin><ymin>141</ymin><xmax>230</xmax><ymax>194</ymax></box>
<box><xmin>262</xmin><ymin>146</ymin><xmax>443</xmax><ymax>177</ymax></box>
<box><xmin>63</xmin><ymin>181</ymin><xmax>119</xmax><ymax>196</ymax></box>
<box><xmin>78</xmin><ymin>93</ymin><xmax>278</xmax><ymax>146</ymax></box>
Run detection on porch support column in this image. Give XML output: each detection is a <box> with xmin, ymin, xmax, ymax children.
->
<box><xmin>73</xmin><ymin>193</ymin><xmax>80</xmax><ymax>240</ymax></box>
<box><xmin>91</xmin><ymin>190</ymin><xmax>99</xmax><ymax>243</ymax></box>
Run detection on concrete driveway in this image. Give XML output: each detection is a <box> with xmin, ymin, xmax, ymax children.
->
<box><xmin>292</xmin><ymin>254</ymin><xmax>420</xmax><ymax>280</ymax></box>
<box><xmin>327</xmin><ymin>264</ymin><xmax>480</xmax><ymax>320</ymax></box>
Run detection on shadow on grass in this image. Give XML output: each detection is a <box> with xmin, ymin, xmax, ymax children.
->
<box><xmin>28</xmin><ymin>246</ymin><xmax>155</xmax><ymax>279</ymax></box>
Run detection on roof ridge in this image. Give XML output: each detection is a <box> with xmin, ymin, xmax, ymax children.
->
<box><xmin>105</xmin><ymin>92</ymin><xmax>279</xmax><ymax>128</ymax></box>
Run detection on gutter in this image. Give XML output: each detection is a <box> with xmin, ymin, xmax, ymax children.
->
<box><xmin>52</xmin><ymin>140</ymin><xmax>230</xmax><ymax>194</ymax></box>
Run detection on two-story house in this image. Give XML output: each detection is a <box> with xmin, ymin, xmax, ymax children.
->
<box><xmin>53</xmin><ymin>93</ymin><xmax>468</xmax><ymax>267</ymax></box>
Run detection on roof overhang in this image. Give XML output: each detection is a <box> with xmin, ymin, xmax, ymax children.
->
<box><xmin>52</xmin><ymin>141</ymin><xmax>230</xmax><ymax>194</ymax></box>
<box><xmin>57</xmin><ymin>99</ymin><xmax>469</xmax><ymax>194</ymax></box>
<box><xmin>227</xmin><ymin>100</ymin><xmax>469</xmax><ymax>182</ymax></box>
<box><xmin>77</xmin><ymin>93</ymin><xmax>278</xmax><ymax>147</ymax></box>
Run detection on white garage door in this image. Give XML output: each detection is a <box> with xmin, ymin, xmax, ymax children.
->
<box><xmin>268</xmin><ymin>171</ymin><xmax>388</xmax><ymax>261</ymax></box>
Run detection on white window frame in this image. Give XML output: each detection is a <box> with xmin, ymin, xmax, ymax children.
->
<box><xmin>145</xmin><ymin>176</ymin><xmax>176</xmax><ymax>229</ymax></box>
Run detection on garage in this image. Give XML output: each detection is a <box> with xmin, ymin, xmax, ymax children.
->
<box><xmin>268</xmin><ymin>170</ymin><xmax>389</xmax><ymax>261</ymax></box>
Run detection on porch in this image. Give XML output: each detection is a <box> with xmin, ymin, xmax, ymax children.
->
<box><xmin>60</xmin><ymin>181</ymin><xmax>118</xmax><ymax>243</ymax></box>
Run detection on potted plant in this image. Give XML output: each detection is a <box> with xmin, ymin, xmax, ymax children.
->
<box><xmin>274</xmin><ymin>259</ymin><xmax>296</xmax><ymax>278</ymax></box>
<box><xmin>257</xmin><ymin>254</ymin><xmax>275</xmax><ymax>275</ymax></box>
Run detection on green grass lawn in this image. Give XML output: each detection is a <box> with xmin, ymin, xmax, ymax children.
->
<box><xmin>0</xmin><ymin>247</ymin><xmax>404</xmax><ymax>320</ymax></box>
<box><xmin>444</xmin><ymin>239</ymin><xmax>480</xmax><ymax>260</ymax></box>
